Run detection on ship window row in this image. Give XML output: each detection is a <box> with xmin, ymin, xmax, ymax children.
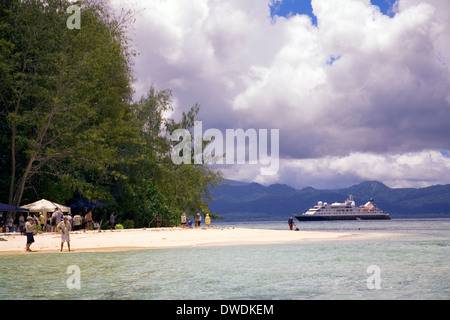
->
<box><xmin>314</xmin><ymin>210</ymin><xmax>357</xmax><ymax>215</ymax></box>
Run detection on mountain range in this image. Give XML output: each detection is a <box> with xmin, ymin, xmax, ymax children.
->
<box><xmin>208</xmin><ymin>180</ymin><xmax>450</xmax><ymax>221</ymax></box>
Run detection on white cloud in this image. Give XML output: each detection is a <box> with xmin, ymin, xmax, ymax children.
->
<box><xmin>274</xmin><ymin>150</ymin><xmax>450</xmax><ymax>189</ymax></box>
<box><xmin>217</xmin><ymin>150</ymin><xmax>450</xmax><ymax>189</ymax></box>
<box><xmin>111</xmin><ymin>0</ymin><xmax>450</xmax><ymax>188</ymax></box>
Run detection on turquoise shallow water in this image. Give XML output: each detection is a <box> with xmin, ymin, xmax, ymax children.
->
<box><xmin>0</xmin><ymin>219</ymin><xmax>449</xmax><ymax>300</ymax></box>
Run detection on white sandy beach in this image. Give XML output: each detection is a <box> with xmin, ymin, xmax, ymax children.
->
<box><xmin>0</xmin><ymin>227</ymin><xmax>400</xmax><ymax>255</ymax></box>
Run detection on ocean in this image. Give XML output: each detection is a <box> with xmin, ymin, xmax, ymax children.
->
<box><xmin>0</xmin><ymin>219</ymin><xmax>449</xmax><ymax>300</ymax></box>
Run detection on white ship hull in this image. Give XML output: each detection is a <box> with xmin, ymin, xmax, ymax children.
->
<box><xmin>293</xmin><ymin>213</ymin><xmax>391</xmax><ymax>221</ymax></box>
<box><xmin>293</xmin><ymin>196</ymin><xmax>391</xmax><ymax>221</ymax></box>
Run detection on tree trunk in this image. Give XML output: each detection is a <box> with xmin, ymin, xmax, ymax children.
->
<box><xmin>8</xmin><ymin>51</ymin><xmax>28</xmax><ymax>205</ymax></box>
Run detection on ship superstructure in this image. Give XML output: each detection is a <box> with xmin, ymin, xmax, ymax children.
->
<box><xmin>294</xmin><ymin>196</ymin><xmax>391</xmax><ymax>221</ymax></box>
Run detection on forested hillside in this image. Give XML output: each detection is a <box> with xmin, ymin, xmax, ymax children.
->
<box><xmin>209</xmin><ymin>180</ymin><xmax>450</xmax><ymax>221</ymax></box>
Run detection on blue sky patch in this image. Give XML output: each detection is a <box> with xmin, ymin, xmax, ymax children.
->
<box><xmin>270</xmin><ymin>0</ymin><xmax>317</xmax><ymax>25</ymax></box>
<box><xmin>327</xmin><ymin>55</ymin><xmax>341</xmax><ymax>66</ymax></box>
<box><xmin>269</xmin><ymin>0</ymin><xmax>397</xmax><ymax>24</ymax></box>
<box><xmin>441</xmin><ymin>151</ymin><xmax>450</xmax><ymax>158</ymax></box>
<box><xmin>371</xmin><ymin>0</ymin><xmax>398</xmax><ymax>18</ymax></box>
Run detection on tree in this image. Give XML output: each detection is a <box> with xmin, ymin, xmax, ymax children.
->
<box><xmin>113</xmin><ymin>88</ymin><xmax>223</xmax><ymax>227</ymax></box>
<box><xmin>163</xmin><ymin>102</ymin><xmax>223</xmax><ymax>220</ymax></box>
<box><xmin>0</xmin><ymin>0</ymin><xmax>223</xmax><ymax>227</ymax></box>
<box><xmin>1</xmin><ymin>0</ymin><xmax>135</xmax><ymax>206</ymax></box>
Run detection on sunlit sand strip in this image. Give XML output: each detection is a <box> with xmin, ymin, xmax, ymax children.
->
<box><xmin>0</xmin><ymin>227</ymin><xmax>402</xmax><ymax>255</ymax></box>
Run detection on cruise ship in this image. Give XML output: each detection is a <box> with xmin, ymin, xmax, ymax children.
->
<box><xmin>293</xmin><ymin>196</ymin><xmax>391</xmax><ymax>221</ymax></box>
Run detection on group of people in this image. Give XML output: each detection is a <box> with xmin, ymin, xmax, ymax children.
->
<box><xmin>0</xmin><ymin>212</ymin><xmax>28</xmax><ymax>233</ymax></box>
<box><xmin>0</xmin><ymin>207</ymin><xmax>115</xmax><ymax>253</ymax></box>
<box><xmin>48</xmin><ymin>208</ymin><xmax>97</xmax><ymax>232</ymax></box>
<box><xmin>180</xmin><ymin>212</ymin><xmax>211</xmax><ymax>228</ymax></box>
<box><xmin>22</xmin><ymin>209</ymin><xmax>115</xmax><ymax>252</ymax></box>
<box><xmin>24</xmin><ymin>212</ymin><xmax>72</xmax><ymax>252</ymax></box>
<box><xmin>0</xmin><ymin>208</ymin><xmax>99</xmax><ymax>234</ymax></box>
<box><xmin>48</xmin><ymin>209</ymin><xmax>93</xmax><ymax>232</ymax></box>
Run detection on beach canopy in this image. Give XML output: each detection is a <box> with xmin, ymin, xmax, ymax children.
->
<box><xmin>0</xmin><ymin>203</ymin><xmax>29</xmax><ymax>212</ymax></box>
<box><xmin>21</xmin><ymin>199</ymin><xmax>71</xmax><ymax>215</ymax></box>
<box><xmin>69</xmin><ymin>198</ymin><xmax>108</xmax><ymax>209</ymax></box>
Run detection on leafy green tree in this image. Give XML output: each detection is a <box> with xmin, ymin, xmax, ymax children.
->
<box><xmin>113</xmin><ymin>88</ymin><xmax>223</xmax><ymax>227</ymax></box>
<box><xmin>1</xmin><ymin>0</ymin><xmax>135</xmax><ymax>206</ymax></box>
<box><xmin>0</xmin><ymin>0</ymin><xmax>223</xmax><ymax>227</ymax></box>
<box><xmin>163</xmin><ymin>102</ymin><xmax>223</xmax><ymax>220</ymax></box>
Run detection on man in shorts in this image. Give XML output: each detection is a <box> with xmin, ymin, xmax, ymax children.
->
<box><xmin>51</xmin><ymin>207</ymin><xmax>62</xmax><ymax>232</ymax></box>
<box><xmin>25</xmin><ymin>216</ymin><xmax>35</xmax><ymax>252</ymax></box>
<box><xmin>85</xmin><ymin>210</ymin><xmax>93</xmax><ymax>230</ymax></box>
<box><xmin>57</xmin><ymin>215</ymin><xmax>71</xmax><ymax>252</ymax></box>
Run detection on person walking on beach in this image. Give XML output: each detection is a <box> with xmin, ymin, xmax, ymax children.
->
<box><xmin>73</xmin><ymin>213</ymin><xmax>82</xmax><ymax>231</ymax></box>
<box><xmin>288</xmin><ymin>217</ymin><xmax>294</xmax><ymax>230</ymax></box>
<box><xmin>196</xmin><ymin>213</ymin><xmax>202</xmax><ymax>228</ymax></box>
<box><xmin>181</xmin><ymin>212</ymin><xmax>187</xmax><ymax>227</ymax></box>
<box><xmin>25</xmin><ymin>216</ymin><xmax>35</xmax><ymax>252</ymax></box>
<box><xmin>57</xmin><ymin>215</ymin><xmax>71</xmax><ymax>252</ymax></box>
<box><xmin>205</xmin><ymin>214</ymin><xmax>211</xmax><ymax>228</ymax></box>
<box><xmin>85</xmin><ymin>211</ymin><xmax>93</xmax><ymax>230</ymax></box>
<box><xmin>109</xmin><ymin>212</ymin><xmax>115</xmax><ymax>230</ymax></box>
<box><xmin>156</xmin><ymin>212</ymin><xmax>162</xmax><ymax>228</ymax></box>
<box><xmin>6</xmin><ymin>215</ymin><xmax>14</xmax><ymax>233</ymax></box>
<box><xmin>39</xmin><ymin>213</ymin><xmax>46</xmax><ymax>232</ymax></box>
<box><xmin>51</xmin><ymin>208</ymin><xmax>62</xmax><ymax>232</ymax></box>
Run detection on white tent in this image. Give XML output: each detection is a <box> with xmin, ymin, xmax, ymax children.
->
<box><xmin>21</xmin><ymin>199</ymin><xmax>71</xmax><ymax>217</ymax></box>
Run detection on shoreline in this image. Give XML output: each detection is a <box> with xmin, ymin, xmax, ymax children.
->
<box><xmin>0</xmin><ymin>227</ymin><xmax>401</xmax><ymax>255</ymax></box>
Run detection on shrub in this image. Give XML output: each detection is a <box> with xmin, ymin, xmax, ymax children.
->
<box><xmin>122</xmin><ymin>219</ymin><xmax>134</xmax><ymax>229</ymax></box>
<box><xmin>115</xmin><ymin>224</ymin><xmax>124</xmax><ymax>230</ymax></box>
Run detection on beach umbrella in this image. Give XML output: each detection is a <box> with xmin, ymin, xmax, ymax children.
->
<box><xmin>0</xmin><ymin>203</ymin><xmax>29</xmax><ymax>212</ymax></box>
<box><xmin>21</xmin><ymin>199</ymin><xmax>71</xmax><ymax>216</ymax></box>
<box><xmin>0</xmin><ymin>203</ymin><xmax>29</xmax><ymax>221</ymax></box>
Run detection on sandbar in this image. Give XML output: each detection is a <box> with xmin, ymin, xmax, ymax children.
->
<box><xmin>0</xmin><ymin>227</ymin><xmax>400</xmax><ymax>255</ymax></box>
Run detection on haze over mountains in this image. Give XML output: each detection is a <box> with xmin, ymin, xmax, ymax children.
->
<box><xmin>209</xmin><ymin>180</ymin><xmax>450</xmax><ymax>221</ymax></box>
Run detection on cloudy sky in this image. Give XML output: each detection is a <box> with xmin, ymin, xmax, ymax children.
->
<box><xmin>111</xmin><ymin>0</ymin><xmax>450</xmax><ymax>190</ymax></box>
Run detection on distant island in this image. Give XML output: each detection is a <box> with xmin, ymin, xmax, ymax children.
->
<box><xmin>209</xmin><ymin>180</ymin><xmax>450</xmax><ymax>221</ymax></box>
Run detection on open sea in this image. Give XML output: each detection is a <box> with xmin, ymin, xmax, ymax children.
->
<box><xmin>0</xmin><ymin>219</ymin><xmax>449</xmax><ymax>300</ymax></box>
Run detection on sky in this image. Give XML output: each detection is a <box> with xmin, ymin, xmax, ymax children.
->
<box><xmin>110</xmin><ymin>0</ymin><xmax>450</xmax><ymax>190</ymax></box>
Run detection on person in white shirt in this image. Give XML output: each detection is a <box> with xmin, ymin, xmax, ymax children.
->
<box><xmin>73</xmin><ymin>214</ymin><xmax>82</xmax><ymax>231</ymax></box>
<box><xmin>6</xmin><ymin>215</ymin><xmax>14</xmax><ymax>233</ymax></box>
<box><xmin>57</xmin><ymin>215</ymin><xmax>71</xmax><ymax>252</ymax></box>
<box><xmin>25</xmin><ymin>216</ymin><xmax>35</xmax><ymax>252</ymax></box>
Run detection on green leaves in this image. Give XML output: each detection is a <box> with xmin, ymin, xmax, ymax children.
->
<box><xmin>113</xmin><ymin>87</ymin><xmax>223</xmax><ymax>226</ymax></box>
<box><xmin>1</xmin><ymin>0</ymin><xmax>222</xmax><ymax>227</ymax></box>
